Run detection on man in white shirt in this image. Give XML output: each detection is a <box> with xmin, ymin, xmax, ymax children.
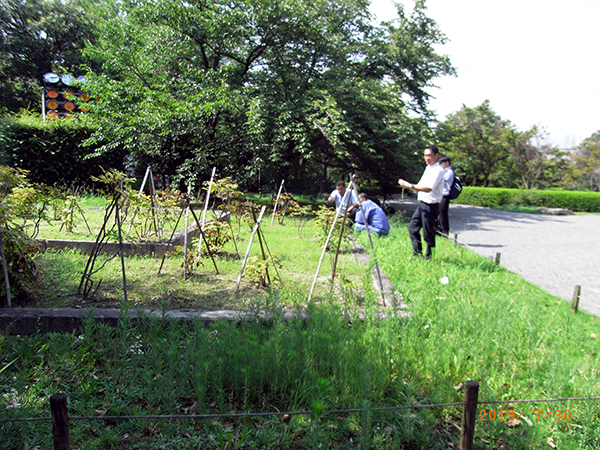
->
<box><xmin>328</xmin><ymin>180</ymin><xmax>359</xmax><ymax>219</ymax></box>
<box><xmin>437</xmin><ymin>155</ymin><xmax>454</xmax><ymax>237</ymax></box>
<box><xmin>398</xmin><ymin>145</ymin><xmax>445</xmax><ymax>259</ymax></box>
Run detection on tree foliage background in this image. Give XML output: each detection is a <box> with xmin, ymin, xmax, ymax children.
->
<box><xmin>1</xmin><ymin>0</ymin><xmax>598</xmax><ymax>192</ymax></box>
<box><xmin>79</xmin><ymin>0</ymin><xmax>454</xmax><ymax>193</ymax></box>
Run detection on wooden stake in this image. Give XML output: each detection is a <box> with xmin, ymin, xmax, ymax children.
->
<box><xmin>460</xmin><ymin>380</ymin><xmax>479</xmax><ymax>450</ymax></box>
<box><xmin>572</xmin><ymin>285</ymin><xmax>581</xmax><ymax>313</ymax></box>
<box><xmin>494</xmin><ymin>252</ymin><xmax>501</xmax><ymax>265</ymax></box>
<box><xmin>50</xmin><ymin>393</ymin><xmax>70</xmax><ymax>450</ymax></box>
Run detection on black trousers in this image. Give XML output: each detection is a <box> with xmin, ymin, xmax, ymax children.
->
<box><xmin>438</xmin><ymin>195</ymin><xmax>450</xmax><ymax>236</ymax></box>
<box><xmin>408</xmin><ymin>201</ymin><xmax>439</xmax><ymax>254</ymax></box>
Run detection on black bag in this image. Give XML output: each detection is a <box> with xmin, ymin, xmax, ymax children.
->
<box><xmin>448</xmin><ymin>175</ymin><xmax>463</xmax><ymax>200</ymax></box>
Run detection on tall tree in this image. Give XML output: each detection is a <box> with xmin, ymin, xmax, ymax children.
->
<box><xmin>505</xmin><ymin>126</ymin><xmax>562</xmax><ymax>189</ymax></box>
<box><xmin>0</xmin><ymin>0</ymin><xmax>98</xmax><ymax>112</ymax></box>
<box><xmin>436</xmin><ymin>100</ymin><xmax>513</xmax><ymax>187</ymax></box>
<box><xmin>563</xmin><ymin>131</ymin><xmax>600</xmax><ymax>191</ymax></box>
<box><xmin>82</xmin><ymin>0</ymin><xmax>454</xmax><ymax>192</ymax></box>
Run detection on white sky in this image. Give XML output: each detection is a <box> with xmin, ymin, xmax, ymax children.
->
<box><xmin>369</xmin><ymin>0</ymin><xmax>600</xmax><ymax>148</ymax></box>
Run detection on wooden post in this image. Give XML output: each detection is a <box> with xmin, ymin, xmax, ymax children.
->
<box><xmin>494</xmin><ymin>253</ymin><xmax>501</xmax><ymax>265</ymax></box>
<box><xmin>453</xmin><ymin>233</ymin><xmax>458</xmax><ymax>245</ymax></box>
<box><xmin>572</xmin><ymin>285</ymin><xmax>581</xmax><ymax>313</ymax></box>
<box><xmin>460</xmin><ymin>380</ymin><xmax>479</xmax><ymax>450</ymax></box>
<box><xmin>50</xmin><ymin>393</ymin><xmax>70</xmax><ymax>450</ymax></box>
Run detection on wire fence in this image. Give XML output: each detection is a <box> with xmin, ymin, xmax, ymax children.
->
<box><xmin>2</xmin><ymin>387</ymin><xmax>600</xmax><ymax>450</ymax></box>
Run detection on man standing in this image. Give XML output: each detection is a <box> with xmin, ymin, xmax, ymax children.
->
<box><xmin>354</xmin><ymin>193</ymin><xmax>390</xmax><ymax>236</ymax></box>
<box><xmin>398</xmin><ymin>145</ymin><xmax>445</xmax><ymax>259</ymax></box>
<box><xmin>328</xmin><ymin>180</ymin><xmax>358</xmax><ymax>219</ymax></box>
<box><xmin>437</xmin><ymin>155</ymin><xmax>454</xmax><ymax>237</ymax></box>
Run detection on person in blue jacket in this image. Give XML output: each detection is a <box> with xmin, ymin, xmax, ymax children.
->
<box><xmin>354</xmin><ymin>193</ymin><xmax>390</xmax><ymax>236</ymax></box>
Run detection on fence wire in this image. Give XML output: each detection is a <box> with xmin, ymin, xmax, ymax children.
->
<box><xmin>2</xmin><ymin>395</ymin><xmax>600</xmax><ymax>424</ymax></box>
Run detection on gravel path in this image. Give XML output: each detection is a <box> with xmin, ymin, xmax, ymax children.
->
<box><xmin>386</xmin><ymin>198</ymin><xmax>600</xmax><ymax>318</ymax></box>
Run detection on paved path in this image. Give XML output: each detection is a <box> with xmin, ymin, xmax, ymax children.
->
<box><xmin>387</xmin><ymin>198</ymin><xmax>600</xmax><ymax>318</ymax></box>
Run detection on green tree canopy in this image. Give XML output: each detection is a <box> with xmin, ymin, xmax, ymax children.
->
<box><xmin>436</xmin><ymin>100</ymin><xmax>514</xmax><ymax>187</ymax></box>
<box><xmin>0</xmin><ymin>0</ymin><xmax>99</xmax><ymax>112</ymax></box>
<box><xmin>82</xmin><ymin>0</ymin><xmax>454</xmax><ymax>193</ymax></box>
<box><xmin>564</xmin><ymin>131</ymin><xmax>600</xmax><ymax>191</ymax></box>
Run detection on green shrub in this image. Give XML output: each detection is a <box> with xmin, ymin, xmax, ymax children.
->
<box><xmin>456</xmin><ymin>187</ymin><xmax>600</xmax><ymax>212</ymax></box>
<box><xmin>0</xmin><ymin>114</ymin><xmax>125</xmax><ymax>187</ymax></box>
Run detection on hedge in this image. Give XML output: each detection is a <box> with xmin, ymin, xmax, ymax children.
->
<box><xmin>456</xmin><ymin>187</ymin><xmax>600</xmax><ymax>213</ymax></box>
<box><xmin>0</xmin><ymin>114</ymin><xmax>125</xmax><ymax>187</ymax></box>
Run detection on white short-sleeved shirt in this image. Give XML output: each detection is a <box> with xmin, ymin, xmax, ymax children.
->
<box><xmin>330</xmin><ymin>188</ymin><xmax>358</xmax><ymax>214</ymax></box>
<box><xmin>417</xmin><ymin>162</ymin><xmax>445</xmax><ymax>204</ymax></box>
<box><xmin>442</xmin><ymin>167</ymin><xmax>455</xmax><ymax>197</ymax></box>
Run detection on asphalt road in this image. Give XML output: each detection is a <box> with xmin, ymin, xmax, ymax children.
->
<box><xmin>387</xmin><ymin>198</ymin><xmax>600</xmax><ymax>318</ymax></box>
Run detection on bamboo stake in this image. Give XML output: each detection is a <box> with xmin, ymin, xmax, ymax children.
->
<box><xmin>251</xmin><ymin>206</ymin><xmax>271</xmax><ymax>285</ymax></box>
<box><xmin>271</xmin><ymin>179</ymin><xmax>285</xmax><ymax>225</ymax></box>
<box><xmin>158</xmin><ymin>203</ymin><xmax>186</xmax><ymax>274</ymax></box>
<box><xmin>115</xmin><ymin>183</ymin><xmax>128</xmax><ymax>302</ymax></box>
<box><xmin>0</xmin><ymin>226</ymin><xmax>11</xmax><ymax>307</ymax></box>
<box><xmin>187</xmin><ymin>204</ymin><xmax>219</xmax><ymax>274</ymax></box>
<box><xmin>148</xmin><ymin>167</ymin><xmax>162</xmax><ymax>240</ymax></box>
<box><xmin>350</xmin><ymin>176</ymin><xmax>386</xmax><ymax>306</ymax></box>
<box><xmin>126</xmin><ymin>165</ymin><xmax>151</xmax><ymax>235</ymax></box>
<box><xmin>198</xmin><ymin>167</ymin><xmax>216</xmax><ymax>256</ymax></box>
<box><xmin>308</xmin><ymin>196</ymin><xmax>346</xmax><ymax>302</ymax></box>
<box><xmin>234</xmin><ymin>206</ymin><xmax>267</xmax><ymax>294</ymax></box>
<box><xmin>331</xmin><ymin>180</ymin><xmax>356</xmax><ymax>278</ymax></box>
<box><xmin>183</xmin><ymin>185</ymin><xmax>191</xmax><ymax>279</ymax></box>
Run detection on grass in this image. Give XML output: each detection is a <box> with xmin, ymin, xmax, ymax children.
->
<box><xmin>2</xmin><ymin>214</ymin><xmax>600</xmax><ymax>448</ymax></box>
<box><xmin>29</xmin><ymin>208</ymin><xmax>367</xmax><ymax>310</ymax></box>
<box><xmin>491</xmin><ymin>204</ymin><xmax>541</xmax><ymax>214</ymax></box>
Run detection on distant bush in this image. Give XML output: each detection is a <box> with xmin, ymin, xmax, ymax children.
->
<box><xmin>456</xmin><ymin>187</ymin><xmax>600</xmax><ymax>212</ymax></box>
<box><xmin>0</xmin><ymin>114</ymin><xmax>125</xmax><ymax>187</ymax></box>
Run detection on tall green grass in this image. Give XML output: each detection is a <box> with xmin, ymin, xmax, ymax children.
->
<box><xmin>2</xmin><ymin>217</ymin><xmax>600</xmax><ymax>448</ymax></box>
<box><xmin>34</xmin><ymin>214</ymin><xmax>365</xmax><ymax>310</ymax></box>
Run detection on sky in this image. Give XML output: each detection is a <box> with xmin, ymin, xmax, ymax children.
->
<box><xmin>369</xmin><ymin>0</ymin><xmax>600</xmax><ymax>148</ymax></box>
